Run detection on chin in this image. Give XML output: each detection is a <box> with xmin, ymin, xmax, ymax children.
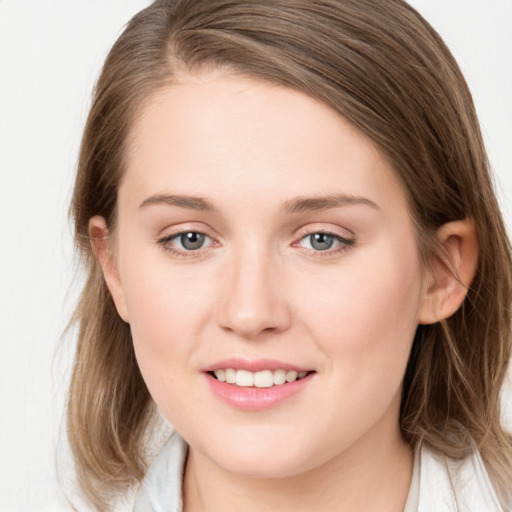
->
<box><xmin>195</xmin><ymin>427</ymin><xmax>324</xmax><ymax>479</ymax></box>
<box><xmin>213</xmin><ymin>450</ymin><xmax>311</xmax><ymax>479</ymax></box>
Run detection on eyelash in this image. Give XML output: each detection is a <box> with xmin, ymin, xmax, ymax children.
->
<box><xmin>295</xmin><ymin>232</ymin><xmax>356</xmax><ymax>259</ymax></box>
<box><xmin>157</xmin><ymin>230</ymin><xmax>356</xmax><ymax>260</ymax></box>
<box><xmin>157</xmin><ymin>231</ymin><xmax>216</xmax><ymax>259</ymax></box>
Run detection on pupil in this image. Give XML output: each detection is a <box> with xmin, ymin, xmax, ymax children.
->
<box><xmin>310</xmin><ymin>233</ymin><xmax>334</xmax><ymax>251</ymax></box>
<box><xmin>181</xmin><ymin>232</ymin><xmax>205</xmax><ymax>250</ymax></box>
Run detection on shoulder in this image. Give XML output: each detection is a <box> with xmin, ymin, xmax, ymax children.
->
<box><xmin>418</xmin><ymin>442</ymin><xmax>503</xmax><ymax>512</ymax></box>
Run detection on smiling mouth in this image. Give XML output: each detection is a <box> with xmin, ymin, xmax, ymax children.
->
<box><xmin>208</xmin><ymin>369</ymin><xmax>313</xmax><ymax>388</ymax></box>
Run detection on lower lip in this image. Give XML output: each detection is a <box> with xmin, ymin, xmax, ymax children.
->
<box><xmin>204</xmin><ymin>372</ymin><xmax>314</xmax><ymax>411</ymax></box>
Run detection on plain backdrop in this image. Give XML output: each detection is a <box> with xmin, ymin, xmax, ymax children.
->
<box><xmin>1</xmin><ymin>1</ymin><xmax>511</xmax><ymax>510</ymax></box>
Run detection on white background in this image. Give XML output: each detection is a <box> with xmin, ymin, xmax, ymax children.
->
<box><xmin>0</xmin><ymin>1</ymin><xmax>511</xmax><ymax>510</ymax></box>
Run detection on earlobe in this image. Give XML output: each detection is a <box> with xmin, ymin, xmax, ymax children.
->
<box><xmin>88</xmin><ymin>216</ymin><xmax>129</xmax><ymax>322</ymax></box>
<box><xmin>418</xmin><ymin>219</ymin><xmax>479</xmax><ymax>325</ymax></box>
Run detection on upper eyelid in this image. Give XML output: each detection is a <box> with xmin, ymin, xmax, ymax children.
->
<box><xmin>294</xmin><ymin>232</ymin><xmax>354</xmax><ymax>251</ymax></box>
<box><xmin>161</xmin><ymin>231</ymin><xmax>211</xmax><ymax>241</ymax></box>
<box><xmin>158</xmin><ymin>230</ymin><xmax>215</xmax><ymax>246</ymax></box>
<box><xmin>157</xmin><ymin>223</ymin><xmax>215</xmax><ymax>239</ymax></box>
<box><xmin>299</xmin><ymin>232</ymin><xmax>352</xmax><ymax>242</ymax></box>
<box><xmin>294</xmin><ymin>223</ymin><xmax>355</xmax><ymax>240</ymax></box>
<box><xmin>159</xmin><ymin>229</ymin><xmax>210</xmax><ymax>240</ymax></box>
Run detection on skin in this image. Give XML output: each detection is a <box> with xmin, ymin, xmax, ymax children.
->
<box><xmin>91</xmin><ymin>69</ymin><xmax>478</xmax><ymax>511</ymax></box>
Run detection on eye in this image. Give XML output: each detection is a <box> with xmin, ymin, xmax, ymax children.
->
<box><xmin>303</xmin><ymin>233</ymin><xmax>336</xmax><ymax>251</ymax></box>
<box><xmin>158</xmin><ymin>231</ymin><xmax>213</xmax><ymax>253</ymax></box>
<box><xmin>176</xmin><ymin>232</ymin><xmax>208</xmax><ymax>250</ymax></box>
<box><xmin>297</xmin><ymin>231</ymin><xmax>355</xmax><ymax>253</ymax></box>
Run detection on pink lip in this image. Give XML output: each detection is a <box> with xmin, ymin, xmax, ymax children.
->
<box><xmin>203</xmin><ymin>364</ymin><xmax>315</xmax><ymax>412</ymax></box>
<box><xmin>202</xmin><ymin>357</ymin><xmax>311</xmax><ymax>373</ymax></box>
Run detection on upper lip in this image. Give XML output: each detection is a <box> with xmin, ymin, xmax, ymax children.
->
<box><xmin>202</xmin><ymin>358</ymin><xmax>313</xmax><ymax>373</ymax></box>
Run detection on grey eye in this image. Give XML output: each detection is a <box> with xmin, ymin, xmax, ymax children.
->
<box><xmin>308</xmin><ymin>233</ymin><xmax>335</xmax><ymax>251</ymax></box>
<box><xmin>179</xmin><ymin>232</ymin><xmax>206</xmax><ymax>250</ymax></box>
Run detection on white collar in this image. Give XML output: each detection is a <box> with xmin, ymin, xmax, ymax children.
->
<box><xmin>134</xmin><ymin>432</ymin><xmax>187</xmax><ymax>512</ymax></box>
<box><xmin>134</xmin><ymin>433</ymin><xmax>502</xmax><ymax>512</ymax></box>
<box><xmin>412</xmin><ymin>441</ymin><xmax>502</xmax><ymax>511</ymax></box>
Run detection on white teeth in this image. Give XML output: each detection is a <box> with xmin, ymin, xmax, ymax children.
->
<box><xmin>214</xmin><ymin>369</ymin><xmax>226</xmax><ymax>382</ymax></box>
<box><xmin>285</xmin><ymin>370</ymin><xmax>298</xmax><ymax>383</ymax></box>
<box><xmin>273</xmin><ymin>369</ymin><xmax>286</xmax><ymax>385</ymax></box>
<box><xmin>236</xmin><ymin>370</ymin><xmax>254</xmax><ymax>387</ymax></box>
<box><xmin>254</xmin><ymin>370</ymin><xmax>274</xmax><ymax>388</ymax></box>
<box><xmin>213</xmin><ymin>368</ymin><xmax>310</xmax><ymax>387</ymax></box>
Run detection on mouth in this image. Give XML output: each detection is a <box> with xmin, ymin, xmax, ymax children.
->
<box><xmin>203</xmin><ymin>358</ymin><xmax>316</xmax><ymax>410</ymax></box>
<box><xmin>208</xmin><ymin>368</ymin><xmax>313</xmax><ymax>388</ymax></box>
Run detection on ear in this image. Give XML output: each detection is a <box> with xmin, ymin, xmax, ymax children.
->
<box><xmin>89</xmin><ymin>215</ymin><xmax>129</xmax><ymax>322</ymax></box>
<box><xmin>418</xmin><ymin>219</ymin><xmax>478</xmax><ymax>325</ymax></box>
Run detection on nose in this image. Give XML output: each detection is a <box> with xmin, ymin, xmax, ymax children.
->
<box><xmin>216</xmin><ymin>246</ymin><xmax>291</xmax><ymax>339</ymax></box>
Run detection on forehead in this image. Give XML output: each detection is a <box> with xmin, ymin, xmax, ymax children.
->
<box><xmin>121</xmin><ymin>71</ymin><xmax>408</xmax><ymax>216</ymax></box>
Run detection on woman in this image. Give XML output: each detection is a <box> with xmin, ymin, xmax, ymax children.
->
<box><xmin>67</xmin><ymin>0</ymin><xmax>512</xmax><ymax>510</ymax></box>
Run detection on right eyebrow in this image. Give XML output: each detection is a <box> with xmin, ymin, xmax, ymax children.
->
<box><xmin>138</xmin><ymin>194</ymin><xmax>216</xmax><ymax>211</ymax></box>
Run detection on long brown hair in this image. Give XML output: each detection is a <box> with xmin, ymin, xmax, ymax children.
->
<box><xmin>68</xmin><ymin>0</ymin><xmax>512</xmax><ymax>509</ymax></box>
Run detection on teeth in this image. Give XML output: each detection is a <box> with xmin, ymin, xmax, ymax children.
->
<box><xmin>213</xmin><ymin>368</ymin><xmax>310</xmax><ymax>387</ymax></box>
<box><xmin>225</xmin><ymin>368</ymin><xmax>236</xmax><ymax>384</ymax></box>
<box><xmin>236</xmin><ymin>370</ymin><xmax>254</xmax><ymax>387</ymax></box>
<box><xmin>285</xmin><ymin>370</ymin><xmax>298</xmax><ymax>383</ymax></box>
<box><xmin>273</xmin><ymin>369</ymin><xmax>286</xmax><ymax>385</ymax></box>
<box><xmin>215</xmin><ymin>369</ymin><xmax>226</xmax><ymax>382</ymax></box>
<box><xmin>254</xmin><ymin>370</ymin><xmax>273</xmax><ymax>388</ymax></box>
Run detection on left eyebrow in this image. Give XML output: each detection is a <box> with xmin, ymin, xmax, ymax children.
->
<box><xmin>282</xmin><ymin>195</ymin><xmax>379</xmax><ymax>213</ymax></box>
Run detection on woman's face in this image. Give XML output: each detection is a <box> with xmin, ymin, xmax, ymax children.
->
<box><xmin>106</xmin><ymin>70</ymin><xmax>428</xmax><ymax>477</ymax></box>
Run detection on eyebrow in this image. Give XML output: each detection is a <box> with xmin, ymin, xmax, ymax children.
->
<box><xmin>139</xmin><ymin>194</ymin><xmax>215</xmax><ymax>211</ymax></box>
<box><xmin>282</xmin><ymin>195</ymin><xmax>379</xmax><ymax>213</ymax></box>
<box><xmin>138</xmin><ymin>193</ymin><xmax>379</xmax><ymax>213</ymax></box>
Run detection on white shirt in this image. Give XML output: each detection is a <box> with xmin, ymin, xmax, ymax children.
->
<box><xmin>134</xmin><ymin>433</ymin><xmax>503</xmax><ymax>512</ymax></box>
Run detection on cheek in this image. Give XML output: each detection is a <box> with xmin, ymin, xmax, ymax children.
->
<box><xmin>122</xmin><ymin>268</ymin><xmax>209</xmax><ymax>426</ymax></box>
<box><xmin>125</xmin><ymin>284</ymin><xmax>203</xmax><ymax>365</ymax></box>
<box><xmin>117</xmin><ymin>244</ymin><xmax>210</xmax><ymax>392</ymax></box>
<box><xmin>296</xmin><ymin>238</ymin><xmax>423</xmax><ymax>379</ymax></box>
<box><xmin>288</xmin><ymin>242</ymin><xmax>423</xmax><ymax>445</ymax></box>
<box><xmin>119</xmin><ymin>230</ymin><xmax>208</xmax><ymax>332</ymax></box>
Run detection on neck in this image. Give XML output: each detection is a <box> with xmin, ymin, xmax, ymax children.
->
<box><xmin>183</xmin><ymin>407</ymin><xmax>413</xmax><ymax>512</ymax></box>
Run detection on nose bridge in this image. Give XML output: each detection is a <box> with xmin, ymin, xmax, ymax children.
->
<box><xmin>217</xmin><ymin>240</ymin><xmax>290</xmax><ymax>338</ymax></box>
